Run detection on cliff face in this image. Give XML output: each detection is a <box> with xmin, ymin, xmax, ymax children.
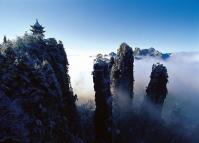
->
<box><xmin>92</xmin><ymin>58</ymin><xmax>112</xmax><ymax>143</ymax></box>
<box><xmin>0</xmin><ymin>35</ymin><xmax>81</xmax><ymax>143</ymax></box>
<box><xmin>145</xmin><ymin>63</ymin><xmax>168</xmax><ymax>115</ymax></box>
<box><xmin>111</xmin><ymin>43</ymin><xmax>134</xmax><ymax>111</ymax></box>
<box><xmin>92</xmin><ymin>43</ymin><xmax>135</xmax><ymax>142</ymax></box>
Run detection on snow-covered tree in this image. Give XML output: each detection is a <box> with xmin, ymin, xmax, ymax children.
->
<box><xmin>0</xmin><ymin>34</ymin><xmax>82</xmax><ymax>143</ymax></box>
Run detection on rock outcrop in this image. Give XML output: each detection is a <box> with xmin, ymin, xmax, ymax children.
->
<box><xmin>111</xmin><ymin>43</ymin><xmax>134</xmax><ymax>108</ymax></box>
<box><xmin>0</xmin><ymin>34</ymin><xmax>81</xmax><ymax>143</ymax></box>
<box><xmin>145</xmin><ymin>63</ymin><xmax>168</xmax><ymax>115</ymax></box>
<box><xmin>92</xmin><ymin>57</ymin><xmax>113</xmax><ymax>143</ymax></box>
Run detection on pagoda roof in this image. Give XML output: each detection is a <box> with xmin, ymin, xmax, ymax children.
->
<box><xmin>31</xmin><ymin>19</ymin><xmax>44</xmax><ymax>28</ymax></box>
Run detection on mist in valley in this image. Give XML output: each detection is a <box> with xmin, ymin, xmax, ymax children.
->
<box><xmin>68</xmin><ymin>52</ymin><xmax>199</xmax><ymax>125</ymax></box>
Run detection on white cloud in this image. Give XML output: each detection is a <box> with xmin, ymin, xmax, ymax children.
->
<box><xmin>68</xmin><ymin>52</ymin><xmax>199</xmax><ymax>122</ymax></box>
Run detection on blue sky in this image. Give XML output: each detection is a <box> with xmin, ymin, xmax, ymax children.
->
<box><xmin>0</xmin><ymin>0</ymin><xmax>198</xmax><ymax>54</ymax></box>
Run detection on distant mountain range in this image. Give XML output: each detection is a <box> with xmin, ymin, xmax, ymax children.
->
<box><xmin>133</xmin><ymin>47</ymin><xmax>171</xmax><ymax>60</ymax></box>
<box><xmin>107</xmin><ymin>47</ymin><xmax>171</xmax><ymax>60</ymax></box>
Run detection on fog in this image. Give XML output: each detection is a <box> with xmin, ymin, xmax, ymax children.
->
<box><xmin>68</xmin><ymin>55</ymin><xmax>95</xmax><ymax>103</ymax></box>
<box><xmin>68</xmin><ymin>52</ymin><xmax>199</xmax><ymax>123</ymax></box>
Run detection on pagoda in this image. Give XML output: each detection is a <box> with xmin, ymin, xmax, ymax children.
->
<box><xmin>30</xmin><ymin>19</ymin><xmax>45</xmax><ymax>37</ymax></box>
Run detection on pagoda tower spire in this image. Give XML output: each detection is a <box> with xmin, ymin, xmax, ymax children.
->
<box><xmin>30</xmin><ymin>19</ymin><xmax>45</xmax><ymax>37</ymax></box>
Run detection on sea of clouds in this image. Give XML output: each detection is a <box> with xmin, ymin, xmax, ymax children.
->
<box><xmin>68</xmin><ymin>52</ymin><xmax>199</xmax><ymax>124</ymax></box>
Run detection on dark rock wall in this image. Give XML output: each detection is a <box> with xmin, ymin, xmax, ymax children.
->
<box><xmin>111</xmin><ymin>43</ymin><xmax>134</xmax><ymax>99</ymax></box>
<box><xmin>111</xmin><ymin>43</ymin><xmax>134</xmax><ymax>111</ymax></box>
<box><xmin>145</xmin><ymin>63</ymin><xmax>168</xmax><ymax>114</ymax></box>
<box><xmin>92</xmin><ymin>58</ymin><xmax>112</xmax><ymax>143</ymax></box>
